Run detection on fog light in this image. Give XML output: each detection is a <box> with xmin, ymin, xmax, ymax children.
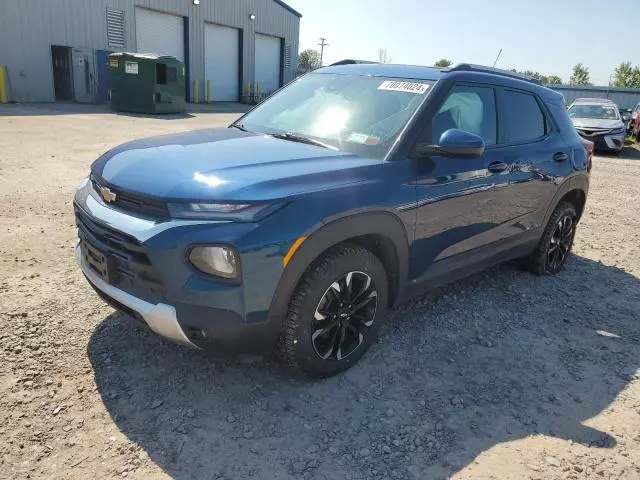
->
<box><xmin>188</xmin><ymin>246</ymin><xmax>238</xmax><ymax>279</ymax></box>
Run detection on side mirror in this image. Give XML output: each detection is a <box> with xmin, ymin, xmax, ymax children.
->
<box><xmin>413</xmin><ymin>129</ymin><xmax>486</xmax><ymax>158</ymax></box>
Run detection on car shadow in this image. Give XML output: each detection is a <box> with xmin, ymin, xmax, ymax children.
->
<box><xmin>87</xmin><ymin>255</ymin><xmax>640</xmax><ymax>479</ymax></box>
<box><xmin>596</xmin><ymin>144</ymin><xmax>640</xmax><ymax>160</ymax></box>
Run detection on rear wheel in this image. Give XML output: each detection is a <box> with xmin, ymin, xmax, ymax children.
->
<box><xmin>527</xmin><ymin>202</ymin><xmax>577</xmax><ymax>275</ymax></box>
<box><xmin>280</xmin><ymin>244</ymin><xmax>388</xmax><ymax>378</ymax></box>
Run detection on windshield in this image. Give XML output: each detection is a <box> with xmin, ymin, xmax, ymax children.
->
<box><xmin>568</xmin><ymin>104</ymin><xmax>620</xmax><ymax>120</ymax></box>
<box><xmin>235</xmin><ymin>73</ymin><xmax>433</xmax><ymax>159</ymax></box>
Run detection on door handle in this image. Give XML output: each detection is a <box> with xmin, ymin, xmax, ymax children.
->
<box><xmin>487</xmin><ymin>161</ymin><xmax>509</xmax><ymax>173</ymax></box>
<box><xmin>553</xmin><ymin>152</ymin><xmax>569</xmax><ymax>162</ymax></box>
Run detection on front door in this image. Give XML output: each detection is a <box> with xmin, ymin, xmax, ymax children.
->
<box><xmin>72</xmin><ymin>47</ymin><xmax>95</xmax><ymax>103</ymax></box>
<box><xmin>409</xmin><ymin>83</ymin><xmax>512</xmax><ymax>282</ymax></box>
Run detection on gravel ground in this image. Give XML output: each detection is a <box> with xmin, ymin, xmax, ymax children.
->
<box><xmin>1</xmin><ymin>104</ymin><xmax>639</xmax><ymax>480</ymax></box>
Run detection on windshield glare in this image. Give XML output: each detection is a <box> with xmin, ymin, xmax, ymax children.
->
<box><xmin>237</xmin><ymin>73</ymin><xmax>433</xmax><ymax>159</ymax></box>
<box><xmin>568</xmin><ymin>104</ymin><xmax>620</xmax><ymax>120</ymax></box>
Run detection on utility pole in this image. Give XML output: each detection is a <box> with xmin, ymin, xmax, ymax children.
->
<box><xmin>318</xmin><ymin>37</ymin><xmax>329</xmax><ymax>66</ymax></box>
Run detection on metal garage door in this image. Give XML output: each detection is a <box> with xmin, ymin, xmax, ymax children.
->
<box><xmin>255</xmin><ymin>33</ymin><xmax>281</xmax><ymax>96</ymax></box>
<box><xmin>135</xmin><ymin>7</ymin><xmax>184</xmax><ymax>62</ymax></box>
<box><xmin>204</xmin><ymin>24</ymin><xmax>240</xmax><ymax>101</ymax></box>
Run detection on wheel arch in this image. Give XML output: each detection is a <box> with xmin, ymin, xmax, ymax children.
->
<box><xmin>267</xmin><ymin>211</ymin><xmax>410</xmax><ymax>322</ymax></box>
<box><xmin>543</xmin><ymin>175</ymin><xmax>588</xmax><ymax>227</ymax></box>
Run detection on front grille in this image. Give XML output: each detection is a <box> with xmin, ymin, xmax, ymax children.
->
<box><xmin>576</xmin><ymin>128</ymin><xmax>614</xmax><ymax>137</ymax></box>
<box><xmin>91</xmin><ymin>175</ymin><xmax>169</xmax><ymax>219</ymax></box>
<box><xmin>75</xmin><ymin>206</ymin><xmax>165</xmax><ymax>302</ymax></box>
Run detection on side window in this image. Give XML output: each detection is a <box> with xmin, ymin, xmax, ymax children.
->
<box><xmin>501</xmin><ymin>90</ymin><xmax>546</xmax><ymax>143</ymax></box>
<box><xmin>431</xmin><ymin>85</ymin><xmax>497</xmax><ymax>145</ymax></box>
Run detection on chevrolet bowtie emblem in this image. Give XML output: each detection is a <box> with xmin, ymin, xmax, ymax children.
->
<box><xmin>99</xmin><ymin>186</ymin><xmax>117</xmax><ymax>203</ymax></box>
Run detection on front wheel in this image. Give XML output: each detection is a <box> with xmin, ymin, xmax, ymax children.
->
<box><xmin>527</xmin><ymin>202</ymin><xmax>578</xmax><ymax>275</ymax></box>
<box><xmin>280</xmin><ymin>244</ymin><xmax>388</xmax><ymax>378</ymax></box>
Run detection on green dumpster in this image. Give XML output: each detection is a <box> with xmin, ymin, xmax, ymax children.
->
<box><xmin>108</xmin><ymin>53</ymin><xmax>185</xmax><ymax>114</ymax></box>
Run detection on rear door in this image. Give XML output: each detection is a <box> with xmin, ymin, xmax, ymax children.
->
<box><xmin>494</xmin><ymin>87</ymin><xmax>570</xmax><ymax>237</ymax></box>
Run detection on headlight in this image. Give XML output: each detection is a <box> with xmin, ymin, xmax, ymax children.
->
<box><xmin>167</xmin><ymin>202</ymin><xmax>277</xmax><ymax>221</ymax></box>
<box><xmin>609</xmin><ymin>127</ymin><xmax>626</xmax><ymax>135</ymax></box>
<box><xmin>188</xmin><ymin>246</ymin><xmax>239</xmax><ymax>279</ymax></box>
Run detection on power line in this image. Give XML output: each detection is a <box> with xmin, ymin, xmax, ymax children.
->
<box><xmin>318</xmin><ymin>37</ymin><xmax>329</xmax><ymax>66</ymax></box>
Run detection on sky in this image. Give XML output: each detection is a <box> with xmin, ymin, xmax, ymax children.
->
<box><xmin>285</xmin><ymin>0</ymin><xmax>639</xmax><ymax>86</ymax></box>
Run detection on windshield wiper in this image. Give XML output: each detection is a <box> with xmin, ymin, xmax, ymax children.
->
<box><xmin>269</xmin><ymin>132</ymin><xmax>338</xmax><ymax>150</ymax></box>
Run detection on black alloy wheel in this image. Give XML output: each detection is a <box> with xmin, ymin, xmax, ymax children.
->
<box><xmin>527</xmin><ymin>201</ymin><xmax>578</xmax><ymax>276</ymax></box>
<box><xmin>311</xmin><ymin>271</ymin><xmax>378</xmax><ymax>361</ymax></box>
<box><xmin>280</xmin><ymin>244</ymin><xmax>388</xmax><ymax>378</ymax></box>
<box><xmin>546</xmin><ymin>214</ymin><xmax>575</xmax><ymax>271</ymax></box>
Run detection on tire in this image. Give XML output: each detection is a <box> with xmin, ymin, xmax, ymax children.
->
<box><xmin>527</xmin><ymin>201</ymin><xmax>578</xmax><ymax>275</ymax></box>
<box><xmin>280</xmin><ymin>244</ymin><xmax>388</xmax><ymax>378</ymax></box>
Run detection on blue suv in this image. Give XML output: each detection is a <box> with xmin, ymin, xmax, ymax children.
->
<box><xmin>75</xmin><ymin>63</ymin><xmax>590</xmax><ymax>377</ymax></box>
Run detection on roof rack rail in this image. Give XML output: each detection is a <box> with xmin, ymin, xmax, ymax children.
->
<box><xmin>330</xmin><ymin>59</ymin><xmax>379</xmax><ymax>66</ymax></box>
<box><xmin>444</xmin><ymin>63</ymin><xmax>541</xmax><ymax>85</ymax></box>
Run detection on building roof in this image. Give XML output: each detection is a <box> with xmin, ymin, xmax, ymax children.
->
<box><xmin>273</xmin><ymin>0</ymin><xmax>302</xmax><ymax>18</ymax></box>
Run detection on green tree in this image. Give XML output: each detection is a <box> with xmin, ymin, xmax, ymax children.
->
<box><xmin>297</xmin><ymin>49</ymin><xmax>321</xmax><ymax>75</ymax></box>
<box><xmin>509</xmin><ymin>69</ymin><xmax>562</xmax><ymax>84</ymax></box>
<box><xmin>545</xmin><ymin>75</ymin><xmax>563</xmax><ymax>85</ymax></box>
<box><xmin>523</xmin><ymin>70</ymin><xmax>543</xmax><ymax>81</ymax></box>
<box><xmin>612</xmin><ymin>62</ymin><xmax>640</xmax><ymax>88</ymax></box>
<box><xmin>632</xmin><ymin>67</ymin><xmax>640</xmax><ymax>87</ymax></box>
<box><xmin>434</xmin><ymin>58</ymin><xmax>452</xmax><ymax>68</ymax></box>
<box><xmin>569</xmin><ymin>63</ymin><xmax>592</xmax><ymax>86</ymax></box>
<box><xmin>613</xmin><ymin>62</ymin><xmax>634</xmax><ymax>87</ymax></box>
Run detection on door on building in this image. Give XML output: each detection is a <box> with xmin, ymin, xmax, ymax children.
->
<box><xmin>96</xmin><ymin>50</ymin><xmax>113</xmax><ymax>102</ymax></box>
<box><xmin>204</xmin><ymin>24</ymin><xmax>240</xmax><ymax>102</ymax></box>
<box><xmin>71</xmin><ymin>47</ymin><xmax>95</xmax><ymax>103</ymax></box>
<box><xmin>51</xmin><ymin>45</ymin><xmax>73</xmax><ymax>101</ymax></box>
<box><xmin>255</xmin><ymin>33</ymin><xmax>282</xmax><ymax>97</ymax></box>
<box><xmin>135</xmin><ymin>7</ymin><xmax>184</xmax><ymax>61</ymax></box>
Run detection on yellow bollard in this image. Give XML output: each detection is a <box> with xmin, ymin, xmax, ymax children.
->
<box><xmin>206</xmin><ymin>80</ymin><xmax>211</xmax><ymax>103</ymax></box>
<box><xmin>193</xmin><ymin>79</ymin><xmax>199</xmax><ymax>104</ymax></box>
<box><xmin>0</xmin><ymin>66</ymin><xmax>7</xmax><ymax>104</ymax></box>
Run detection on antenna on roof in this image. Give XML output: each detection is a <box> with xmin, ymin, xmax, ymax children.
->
<box><xmin>492</xmin><ymin>48</ymin><xmax>503</xmax><ymax>68</ymax></box>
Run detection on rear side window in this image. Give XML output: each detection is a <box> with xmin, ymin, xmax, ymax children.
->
<box><xmin>432</xmin><ymin>85</ymin><xmax>497</xmax><ymax>145</ymax></box>
<box><xmin>502</xmin><ymin>90</ymin><xmax>546</xmax><ymax>143</ymax></box>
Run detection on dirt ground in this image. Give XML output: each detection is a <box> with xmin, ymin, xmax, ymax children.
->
<box><xmin>1</xmin><ymin>104</ymin><xmax>639</xmax><ymax>480</ymax></box>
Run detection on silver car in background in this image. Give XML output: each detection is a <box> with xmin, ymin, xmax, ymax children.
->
<box><xmin>568</xmin><ymin>98</ymin><xmax>625</xmax><ymax>153</ymax></box>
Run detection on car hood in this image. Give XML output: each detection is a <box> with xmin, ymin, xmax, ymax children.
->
<box><xmin>571</xmin><ymin>117</ymin><xmax>623</xmax><ymax>129</ymax></box>
<box><xmin>91</xmin><ymin>128</ymin><xmax>385</xmax><ymax>201</ymax></box>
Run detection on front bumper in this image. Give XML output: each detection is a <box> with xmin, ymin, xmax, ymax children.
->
<box><xmin>577</xmin><ymin>131</ymin><xmax>624</xmax><ymax>152</ymax></box>
<box><xmin>76</xmin><ymin>245</ymin><xmax>198</xmax><ymax>348</ymax></box>
<box><xmin>74</xmin><ymin>177</ymin><xmax>286</xmax><ymax>353</ymax></box>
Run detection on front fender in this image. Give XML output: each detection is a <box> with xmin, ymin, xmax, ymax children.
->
<box><xmin>267</xmin><ymin>210</ymin><xmax>410</xmax><ymax>322</ymax></box>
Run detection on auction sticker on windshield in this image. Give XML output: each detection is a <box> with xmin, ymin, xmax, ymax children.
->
<box><xmin>378</xmin><ymin>81</ymin><xmax>430</xmax><ymax>94</ymax></box>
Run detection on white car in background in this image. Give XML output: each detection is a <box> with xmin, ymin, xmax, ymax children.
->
<box><xmin>568</xmin><ymin>98</ymin><xmax>626</xmax><ymax>154</ymax></box>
